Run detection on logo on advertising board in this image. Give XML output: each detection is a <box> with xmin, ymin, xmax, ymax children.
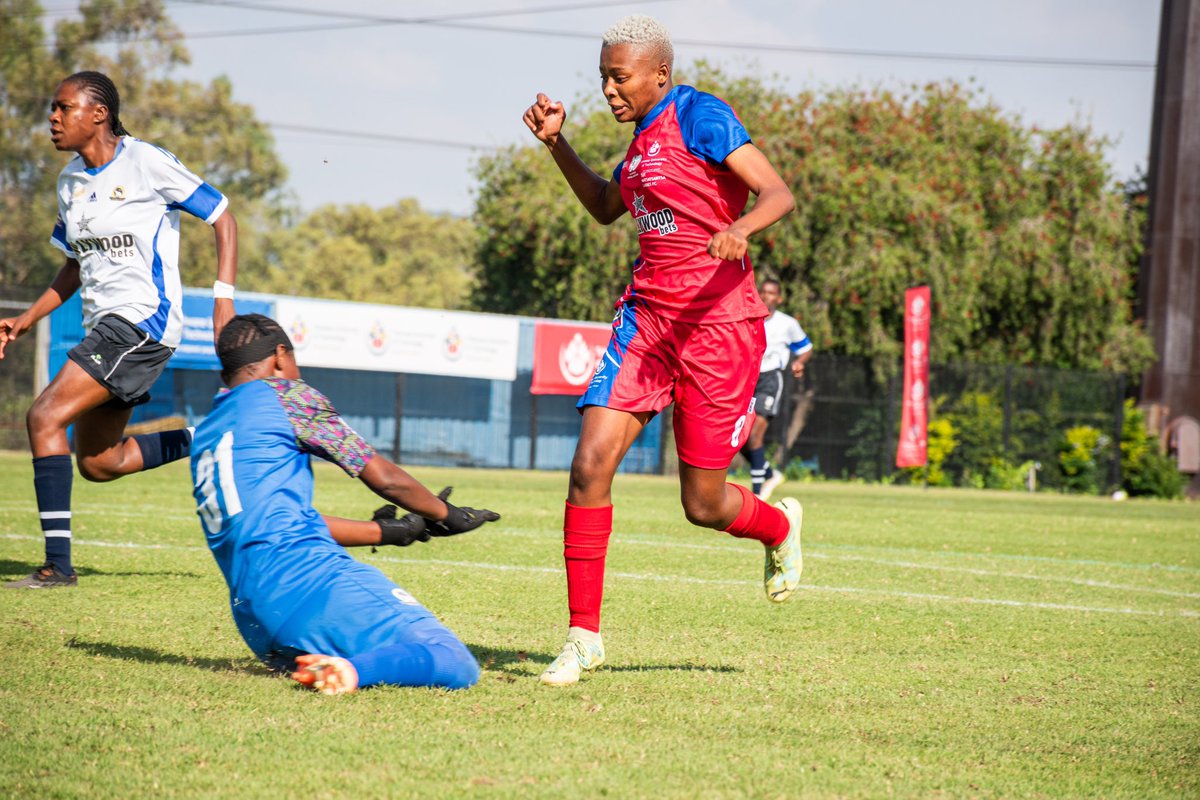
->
<box><xmin>289</xmin><ymin>316</ymin><xmax>309</xmax><ymax>350</ymax></box>
<box><xmin>367</xmin><ymin>321</ymin><xmax>387</xmax><ymax>355</ymax></box>
<box><xmin>531</xmin><ymin>321</ymin><xmax>611</xmax><ymax>396</ymax></box>
<box><xmin>443</xmin><ymin>327</ymin><xmax>463</xmax><ymax>361</ymax></box>
<box><xmin>558</xmin><ymin>333</ymin><xmax>603</xmax><ymax>386</ymax></box>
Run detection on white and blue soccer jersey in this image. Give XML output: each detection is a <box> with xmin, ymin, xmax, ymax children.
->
<box><xmin>50</xmin><ymin>137</ymin><xmax>227</xmax><ymax>348</ymax></box>
<box><xmin>760</xmin><ymin>310</ymin><xmax>811</xmax><ymax>372</ymax></box>
<box><xmin>191</xmin><ymin>377</ymin><xmax>390</xmax><ymax>663</ymax></box>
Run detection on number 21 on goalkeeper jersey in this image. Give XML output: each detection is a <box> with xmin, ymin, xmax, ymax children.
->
<box><xmin>195</xmin><ymin>430</ymin><xmax>242</xmax><ymax>534</ymax></box>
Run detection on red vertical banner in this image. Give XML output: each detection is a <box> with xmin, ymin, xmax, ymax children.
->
<box><xmin>896</xmin><ymin>286</ymin><xmax>931</xmax><ymax>468</ymax></box>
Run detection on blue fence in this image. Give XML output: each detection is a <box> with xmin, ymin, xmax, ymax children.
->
<box><xmin>47</xmin><ymin>291</ymin><xmax>662</xmax><ymax>473</ymax></box>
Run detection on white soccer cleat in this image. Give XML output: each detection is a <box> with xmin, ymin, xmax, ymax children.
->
<box><xmin>764</xmin><ymin>497</ymin><xmax>803</xmax><ymax>603</ymax></box>
<box><xmin>759</xmin><ymin>467</ymin><xmax>786</xmax><ymax>503</ymax></box>
<box><xmin>539</xmin><ymin>629</ymin><xmax>605</xmax><ymax>687</ymax></box>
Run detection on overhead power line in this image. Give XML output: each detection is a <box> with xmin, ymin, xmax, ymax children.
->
<box><xmin>270</xmin><ymin>122</ymin><xmax>489</xmax><ymax>151</ymax></box>
<box><xmin>174</xmin><ymin>0</ymin><xmax>674</xmax><ymax>23</ymax></box>
<box><xmin>438</xmin><ymin>20</ymin><xmax>1157</xmax><ymax>71</ymax></box>
<box><xmin>26</xmin><ymin>0</ymin><xmax>1155</xmax><ymax>71</ymax></box>
<box><xmin>18</xmin><ymin>0</ymin><xmax>674</xmax><ymax>47</ymax></box>
<box><xmin>160</xmin><ymin>0</ymin><xmax>677</xmax><ymax>39</ymax></box>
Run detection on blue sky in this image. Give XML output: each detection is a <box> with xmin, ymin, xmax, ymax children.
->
<box><xmin>151</xmin><ymin>0</ymin><xmax>1159</xmax><ymax>215</ymax></box>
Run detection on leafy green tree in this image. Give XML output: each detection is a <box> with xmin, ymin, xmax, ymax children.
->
<box><xmin>0</xmin><ymin>0</ymin><xmax>286</xmax><ymax>290</ymax></box>
<box><xmin>248</xmin><ymin>200</ymin><xmax>477</xmax><ymax>309</ymax></box>
<box><xmin>472</xmin><ymin>65</ymin><xmax>1152</xmax><ymax>376</ymax></box>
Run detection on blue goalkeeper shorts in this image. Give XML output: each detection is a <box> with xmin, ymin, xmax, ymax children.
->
<box><xmin>241</xmin><ymin>560</ymin><xmax>462</xmax><ymax>671</ymax></box>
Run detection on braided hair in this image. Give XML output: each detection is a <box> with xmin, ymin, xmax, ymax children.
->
<box><xmin>217</xmin><ymin>314</ymin><xmax>295</xmax><ymax>379</ymax></box>
<box><xmin>63</xmin><ymin>71</ymin><xmax>128</xmax><ymax>136</ymax></box>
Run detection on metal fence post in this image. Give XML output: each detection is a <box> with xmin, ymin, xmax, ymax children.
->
<box><xmin>529</xmin><ymin>393</ymin><xmax>539</xmax><ymax>470</ymax></box>
<box><xmin>392</xmin><ymin>372</ymin><xmax>405</xmax><ymax>461</ymax></box>
<box><xmin>1002</xmin><ymin>364</ymin><xmax>1014</xmax><ymax>457</ymax></box>
<box><xmin>1110</xmin><ymin>374</ymin><xmax>1126</xmax><ymax>490</ymax></box>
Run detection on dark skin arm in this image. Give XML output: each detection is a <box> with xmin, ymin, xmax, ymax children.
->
<box><xmin>356</xmin><ymin>455</ymin><xmax>449</xmax><ymax>521</ymax></box>
<box><xmin>211</xmin><ymin>209</ymin><xmax>238</xmax><ymax>342</ymax></box>
<box><xmin>321</xmin><ymin>515</ymin><xmax>384</xmax><ymax>547</ymax></box>
<box><xmin>707</xmin><ymin>143</ymin><xmax>796</xmax><ymax>260</ymax></box>
<box><xmin>0</xmin><ymin>258</ymin><xmax>81</xmax><ymax>359</ymax></box>
<box><xmin>792</xmin><ymin>348</ymin><xmax>813</xmax><ymax>378</ymax></box>
<box><xmin>523</xmin><ymin>94</ymin><xmax>627</xmax><ymax>225</ymax></box>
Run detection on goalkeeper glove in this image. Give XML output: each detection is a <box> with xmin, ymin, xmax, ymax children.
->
<box><xmin>372</xmin><ymin>504</ymin><xmax>430</xmax><ymax>547</ymax></box>
<box><xmin>426</xmin><ymin>486</ymin><xmax>501</xmax><ymax>536</ymax></box>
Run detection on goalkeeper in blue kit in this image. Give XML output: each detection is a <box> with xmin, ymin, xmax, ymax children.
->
<box><xmin>190</xmin><ymin>314</ymin><xmax>499</xmax><ymax>694</ymax></box>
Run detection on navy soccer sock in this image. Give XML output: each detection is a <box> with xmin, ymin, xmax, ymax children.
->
<box><xmin>746</xmin><ymin>446</ymin><xmax>767</xmax><ymax>495</ymax></box>
<box><xmin>132</xmin><ymin>428</ymin><xmax>193</xmax><ymax>471</ymax></box>
<box><xmin>33</xmin><ymin>455</ymin><xmax>74</xmax><ymax>575</ymax></box>
<box><xmin>350</xmin><ymin>640</ymin><xmax>479</xmax><ymax>690</ymax></box>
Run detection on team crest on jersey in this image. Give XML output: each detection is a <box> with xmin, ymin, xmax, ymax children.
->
<box><xmin>110</xmin><ymin>186</ymin><xmax>125</xmax><ymax>201</ymax></box>
<box><xmin>628</xmin><ymin>154</ymin><xmax>642</xmax><ymax>175</ymax></box>
<box><xmin>648</xmin><ymin>141</ymin><xmax>661</xmax><ymax>157</ymax></box>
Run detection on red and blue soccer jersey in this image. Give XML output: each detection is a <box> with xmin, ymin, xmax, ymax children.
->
<box><xmin>612</xmin><ymin>85</ymin><xmax>768</xmax><ymax>324</ymax></box>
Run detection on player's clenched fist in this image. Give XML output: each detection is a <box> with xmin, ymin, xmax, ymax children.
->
<box><xmin>707</xmin><ymin>227</ymin><xmax>750</xmax><ymax>261</ymax></box>
<box><xmin>523</xmin><ymin>93</ymin><xmax>566</xmax><ymax>146</ymax></box>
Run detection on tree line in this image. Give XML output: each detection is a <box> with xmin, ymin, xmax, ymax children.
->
<box><xmin>2</xmin><ymin>0</ymin><xmax>1151</xmax><ymax>377</ymax></box>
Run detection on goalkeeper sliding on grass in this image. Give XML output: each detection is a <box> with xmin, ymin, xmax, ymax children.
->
<box><xmin>190</xmin><ymin>313</ymin><xmax>499</xmax><ymax>695</ymax></box>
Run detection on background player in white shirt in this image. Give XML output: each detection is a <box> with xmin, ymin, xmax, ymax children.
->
<box><xmin>741</xmin><ymin>278</ymin><xmax>813</xmax><ymax>500</ymax></box>
<box><xmin>0</xmin><ymin>71</ymin><xmax>238</xmax><ymax>588</ymax></box>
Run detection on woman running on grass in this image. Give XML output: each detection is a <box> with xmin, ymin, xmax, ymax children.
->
<box><xmin>0</xmin><ymin>71</ymin><xmax>238</xmax><ymax>588</ymax></box>
<box><xmin>522</xmin><ymin>15</ymin><xmax>802</xmax><ymax>686</ymax></box>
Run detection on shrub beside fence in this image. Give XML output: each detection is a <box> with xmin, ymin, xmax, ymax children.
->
<box><xmin>771</xmin><ymin>355</ymin><xmax>1152</xmax><ymax>495</ymax></box>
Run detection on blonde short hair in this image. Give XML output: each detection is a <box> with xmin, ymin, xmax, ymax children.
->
<box><xmin>602</xmin><ymin>14</ymin><xmax>674</xmax><ymax>66</ymax></box>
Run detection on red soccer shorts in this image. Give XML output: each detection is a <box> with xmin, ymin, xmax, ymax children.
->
<box><xmin>577</xmin><ymin>298</ymin><xmax>766</xmax><ymax>469</ymax></box>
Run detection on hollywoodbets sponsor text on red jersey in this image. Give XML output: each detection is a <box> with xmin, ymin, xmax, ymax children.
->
<box><xmin>612</xmin><ymin>85</ymin><xmax>768</xmax><ymax>324</ymax></box>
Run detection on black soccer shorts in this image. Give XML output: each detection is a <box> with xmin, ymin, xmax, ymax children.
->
<box><xmin>751</xmin><ymin>369</ymin><xmax>785</xmax><ymax>420</ymax></box>
<box><xmin>67</xmin><ymin>314</ymin><xmax>174</xmax><ymax>409</ymax></box>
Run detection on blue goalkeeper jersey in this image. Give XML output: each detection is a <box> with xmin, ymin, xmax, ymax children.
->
<box><xmin>189</xmin><ymin>377</ymin><xmax>377</xmax><ymax>654</ymax></box>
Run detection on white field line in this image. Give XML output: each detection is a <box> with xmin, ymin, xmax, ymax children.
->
<box><xmin>1</xmin><ymin>533</ymin><xmax>1196</xmax><ymax>619</ymax></box>
<box><xmin>602</xmin><ymin>533</ymin><xmax>1200</xmax><ymax>600</ymax></box>
<box><xmin>1</xmin><ymin>501</ymin><xmax>1196</xmax><ymax>577</ymax></box>
<box><xmin>1</xmin><ymin>505</ymin><xmax>1197</xmax><ymax>596</ymax></box>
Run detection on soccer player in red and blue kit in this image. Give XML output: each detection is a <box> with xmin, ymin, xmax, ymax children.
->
<box><xmin>523</xmin><ymin>15</ymin><xmax>803</xmax><ymax>686</ymax></box>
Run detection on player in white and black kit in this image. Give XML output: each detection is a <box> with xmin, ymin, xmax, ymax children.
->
<box><xmin>741</xmin><ymin>278</ymin><xmax>812</xmax><ymax>501</ymax></box>
<box><xmin>0</xmin><ymin>72</ymin><xmax>238</xmax><ymax>588</ymax></box>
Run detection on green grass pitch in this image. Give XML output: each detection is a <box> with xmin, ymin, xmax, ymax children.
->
<box><xmin>1</xmin><ymin>451</ymin><xmax>1197</xmax><ymax>798</ymax></box>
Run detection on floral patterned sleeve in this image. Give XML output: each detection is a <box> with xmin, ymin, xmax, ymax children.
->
<box><xmin>264</xmin><ymin>377</ymin><xmax>376</xmax><ymax>477</ymax></box>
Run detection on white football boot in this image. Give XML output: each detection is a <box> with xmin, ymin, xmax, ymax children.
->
<box><xmin>540</xmin><ymin>627</ymin><xmax>605</xmax><ymax>687</ymax></box>
<box><xmin>764</xmin><ymin>497</ymin><xmax>803</xmax><ymax>603</ymax></box>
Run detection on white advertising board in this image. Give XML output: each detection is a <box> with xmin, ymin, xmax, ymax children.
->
<box><xmin>274</xmin><ymin>297</ymin><xmax>520</xmax><ymax>381</ymax></box>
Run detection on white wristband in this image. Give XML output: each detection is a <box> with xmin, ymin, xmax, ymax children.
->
<box><xmin>213</xmin><ymin>280</ymin><xmax>236</xmax><ymax>300</ymax></box>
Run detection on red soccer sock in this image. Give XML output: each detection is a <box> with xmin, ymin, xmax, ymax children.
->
<box><xmin>563</xmin><ymin>501</ymin><xmax>613</xmax><ymax>633</ymax></box>
<box><xmin>723</xmin><ymin>483</ymin><xmax>789</xmax><ymax>547</ymax></box>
